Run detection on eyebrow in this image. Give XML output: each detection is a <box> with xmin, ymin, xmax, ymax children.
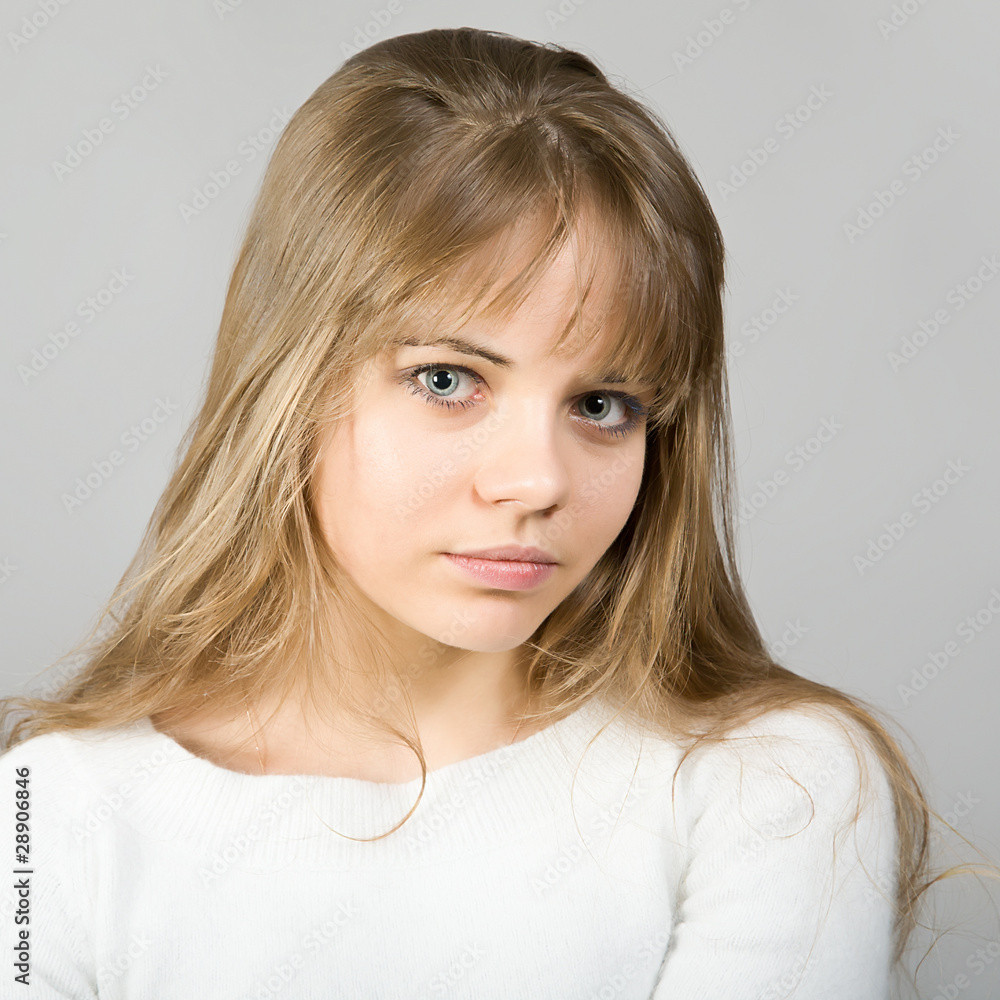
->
<box><xmin>395</xmin><ymin>335</ymin><xmax>651</xmax><ymax>388</ymax></box>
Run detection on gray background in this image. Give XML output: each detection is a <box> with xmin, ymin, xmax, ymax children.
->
<box><xmin>2</xmin><ymin>1</ymin><xmax>998</xmax><ymax>994</ymax></box>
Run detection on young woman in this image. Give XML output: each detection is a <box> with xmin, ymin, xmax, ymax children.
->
<box><xmin>0</xmin><ymin>26</ymin><xmax>969</xmax><ymax>999</ymax></box>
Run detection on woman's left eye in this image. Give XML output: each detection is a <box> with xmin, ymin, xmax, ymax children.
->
<box><xmin>575</xmin><ymin>391</ymin><xmax>642</xmax><ymax>438</ymax></box>
<box><xmin>398</xmin><ymin>363</ymin><xmax>646</xmax><ymax>438</ymax></box>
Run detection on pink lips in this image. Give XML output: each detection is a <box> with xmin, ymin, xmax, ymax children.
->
<box><xmin>443</xmin><ymin>545</ymin><xmax>557</xmax><ymax>591</ymax></box>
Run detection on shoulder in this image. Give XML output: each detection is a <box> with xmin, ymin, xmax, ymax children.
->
<box><xmin>1</xmin><ymin>721</ymin><xmax>187</xmax><ymax>826</ymax></box>
<box><xmin>2</xmin><ymin>722</ymin><xmax>149</xmax><ymax>778</ymax></box>
<box><xmin>646</xmin><ymin>706</ymin><xmax>902</xmax><ymax>993</ymax></box>
<box><xmin>676</xmin><ymin>703</ymin><xmax>898</xmax><ymax>849</ymax></box>
<box><xmin>2</xmin><ymin>728</ymin><xmax>113</xmax><ymax>821</ymax></box>
<box><xmin>0</xmin><ymin>729</ymin><xmax>141</xmax><ymax>993</ymax></box>
<box><xmin>683</xmin><ymin>703</ymin><xmax>891</xmax><ymax>783</ymax></box>
<box><xmin>1</xmin><ymin>729</ymin><xmax>92</xmax><ymax>797</ymax></box>
<box><xmin>1</xmin><ymin>732</ymin><xmax>99</xmax><ymax>893</ymax></box>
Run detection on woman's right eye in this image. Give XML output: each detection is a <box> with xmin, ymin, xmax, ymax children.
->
<box><xmin>397</xmin><ymin>363</ymin><xmax>484</xmax><ymax>410</ymax></box>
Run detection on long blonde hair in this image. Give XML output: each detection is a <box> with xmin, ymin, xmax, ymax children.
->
<box><xmin>2</xmin><ymin>26</ymin><xmax>992</xmax><ymax>989</ymax></box>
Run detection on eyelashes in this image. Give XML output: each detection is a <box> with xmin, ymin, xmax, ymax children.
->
<box><xmin>396</xmin><ymin>362</ymin><xmax>647</xmax><ymax>439</ymax></box>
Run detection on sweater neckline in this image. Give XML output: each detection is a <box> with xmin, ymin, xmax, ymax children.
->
<box><xmin>134</xmin><ymin>694</ymin><xmax>610</xmax><ymax>792</ymax></box>
<box><xmin>112</xmin><ymin>697</ymin><xmax>625</xmax><ymax>862</ymax></box>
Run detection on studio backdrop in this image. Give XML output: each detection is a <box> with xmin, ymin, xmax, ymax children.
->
<box><xmin>2</xmin><ymin>2</ymin><xmax>998</xmax><ymax>995</ymax></box>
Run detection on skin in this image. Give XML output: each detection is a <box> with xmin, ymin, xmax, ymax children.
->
<box><xmin>154</xmin><ymin>235</ymin><xmax>652</xmax><ymax>780</ymax></box>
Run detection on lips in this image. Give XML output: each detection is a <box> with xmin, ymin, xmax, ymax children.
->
<box><xmin>449</xmin><ymin>545</ymin><xmax>557</xmax><ymax>564</ymax></box>
<box><xmin>443</xmin><ymin>552</ymin><xmax>556</xmax><ymax>591</ymax></box>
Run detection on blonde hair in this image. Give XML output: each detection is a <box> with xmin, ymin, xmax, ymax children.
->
<box><xmin>3</xmin><ymin>26</ymin><xmax>994</xmax><ymax>991</ymax></box>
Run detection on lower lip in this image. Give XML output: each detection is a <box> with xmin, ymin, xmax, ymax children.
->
<box><xmin>443</xmin><ymin>554</ymin><xmax>556</xmax><ymax>591</ymax></box>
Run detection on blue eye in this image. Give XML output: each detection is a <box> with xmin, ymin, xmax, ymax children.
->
<box><xmin>402</xmin><ymin>364</ymin><xmax>482</xmax><ymax>409</ymax></box>
<box><xmin>398</xmin><ymin>363</ymin><xmax>647</xmax><ymax>438</ymax></box>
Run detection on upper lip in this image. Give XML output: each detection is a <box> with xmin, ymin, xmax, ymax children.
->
<box><xmin>449</xmin><ymin>545</ymin><xmax>558</xmax><ymax>564</ymax></box>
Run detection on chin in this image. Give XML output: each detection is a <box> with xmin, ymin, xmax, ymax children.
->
<box><xmin>442</xmin><ymin>634</ymin><xmax>531</xmax><ymax>654</ymax></box>
<box><xmin>420</xmin><ymin>613</ymin><xmax>545</xmax><ymax>653</ymax></box>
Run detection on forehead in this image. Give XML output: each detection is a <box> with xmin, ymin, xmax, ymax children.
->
<box><xmin>384</xmin><ymin>215</ymin><xmax>655</xmax><ymax>385</ymax></box>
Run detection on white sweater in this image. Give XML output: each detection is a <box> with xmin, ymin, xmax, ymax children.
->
<box><xmin>0</xmin><ymin>696</ymin><xmax>898</xmax><ymax>999</ymax></box>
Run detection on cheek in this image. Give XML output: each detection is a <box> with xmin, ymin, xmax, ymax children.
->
<box><xmin>574</xmin><ymin>445</ymin><xmax>646</xmax><ymax>546</ymax></box>
<box><xmin>313</xmin><ymin>408</ymin><xmax>458</xmax><ymax>558</ymax></box>
<box><xmin>364</xmin><ymin>410</ymin><xmax>464</xmax><ymax>520</ymax></box>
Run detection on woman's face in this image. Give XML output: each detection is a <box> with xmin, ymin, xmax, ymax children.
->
<box><xmin>312</xmin><ymin>241</ymin><xmax>651</xmax><ymax>654</ymax></box>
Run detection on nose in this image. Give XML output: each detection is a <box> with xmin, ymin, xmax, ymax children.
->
<box><xmin>470</xmin><ymin>398</ymin><xmax>573</xmax><ymax>513</ymax></box>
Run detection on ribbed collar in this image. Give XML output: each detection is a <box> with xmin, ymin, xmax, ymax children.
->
<box><xmin>64</xmin><ymin>696</ymin><xmax>646</xmax><ymax>871</ymax></box>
